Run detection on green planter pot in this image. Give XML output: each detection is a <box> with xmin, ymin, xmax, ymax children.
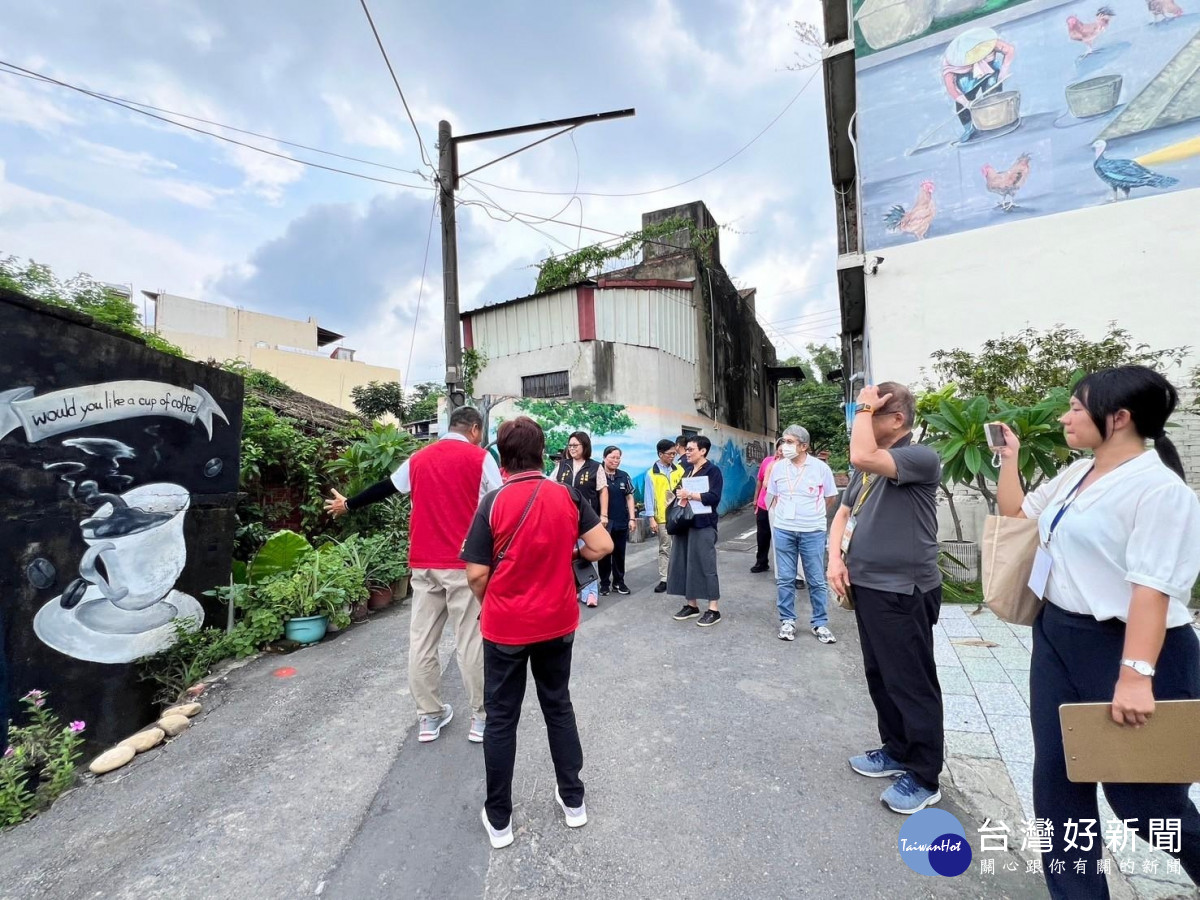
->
<box><xmin>391</xmin><ymin>574</ymin><xmax>411</xmax><ymax>601</ymax></box>
<box><xmin>285</xmin><ymin>615</ymin><xmax>329</xmax><ymax>645</ymax></box>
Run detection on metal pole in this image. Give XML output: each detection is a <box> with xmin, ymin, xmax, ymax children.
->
<box><xmin>438</xmin><ymin>120</ymin><xmax>464</xmax><ymax>413</ymax></box>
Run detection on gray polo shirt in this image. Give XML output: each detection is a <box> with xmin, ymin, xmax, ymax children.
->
<box><xmin>840</xmin><ymin>433</ymin><xmax>941</xmax><ymax>594</ymax></box>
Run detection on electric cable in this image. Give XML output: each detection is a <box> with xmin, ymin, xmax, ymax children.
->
<box><xmin>0</xmin><ymin>60</ymin><xmax>434</xmax><ymax>192</ymax></box>
<box><xmin>405</xmin><ymin>195</ymin><xmax>439</xmax><ymax>387</ymax></box>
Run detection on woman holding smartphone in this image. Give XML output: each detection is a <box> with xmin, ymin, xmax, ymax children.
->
<box><xmin>994</xmin><ymin>365</ymin><xmax>1200</xmax><ymax>899</ymax></box>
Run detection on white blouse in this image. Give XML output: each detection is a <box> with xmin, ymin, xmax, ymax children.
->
<box><xmin>1022</xmin><ymin>452</ymin><xmax>1200</xmax><ymax>628</ymax></box>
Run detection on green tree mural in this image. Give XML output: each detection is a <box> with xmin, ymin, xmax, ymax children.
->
<box><xmin>513</xmin><ymin>399</ymin><xmax>636</xmax><ymax>458</ymax></box>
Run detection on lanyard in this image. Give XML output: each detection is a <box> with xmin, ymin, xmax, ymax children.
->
<box><xmin>851</xmin><ymin>473</ymin><xmax>878</xmax><ymax>517</ymax></box>
<box><xmin>1046</xmin><ymin>466</ymin><xmax>1094</xmax><ymax>545</ymax></box>
<box><xmin>780</xmin><ymin>461</ymin><xmax>809</xmax><ymax>496</ymax></box>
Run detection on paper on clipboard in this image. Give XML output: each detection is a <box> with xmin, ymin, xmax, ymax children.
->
<box><xmin>682</xmin><ymin>476</ymin><xmax>712</xmax><ymax>514</ymax></box>
<box><xmin>1060</xmin><ymin>699</ymin><xmax>1200</xmax><ymax>783</ymax></box>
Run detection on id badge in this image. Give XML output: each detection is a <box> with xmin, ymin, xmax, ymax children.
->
<box><xmin>1028</xmin><ymin>546</ymin><xmax>1053</xmax><ymax>599</ymax></box>
<box><xmin>778</xmin><ymin>498</ymin><xmax>798</xmax><ymax>520</ymax></box>
<box><xmin>841</xmin><ymin>516</ymin><xmax>857</xmax><ymax>554</ymax></box>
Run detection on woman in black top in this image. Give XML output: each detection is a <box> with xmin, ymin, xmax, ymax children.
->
<box><xmin>598</xmin><ymin>445</ymin><xmax>636</xmax><ymax>595</ymax></box>
<box><xmin>667</xmin><ymin>435</ymin><xmax>725</xmax><ymax>627</ymax></box>
<box><xmin>555</xmin><ymin>431</ymin><xmax>609</xmax><ymax>607</ymax></box>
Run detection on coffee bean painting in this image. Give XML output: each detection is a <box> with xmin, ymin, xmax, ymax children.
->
<box><xmin>1</xmin><ymin>289</ymin><xmax>242</xmax><ymax>745</ymax></box>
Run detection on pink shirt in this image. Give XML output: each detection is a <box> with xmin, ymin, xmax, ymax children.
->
<box><xmin>756</xmin><ymin>457</ymin><xmax>776</xmax><ymax>510</ymax></box>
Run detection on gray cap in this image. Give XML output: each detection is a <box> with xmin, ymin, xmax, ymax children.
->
<box><xmin>783</xmin><ymin>425</ymin><xmax>810</xmax><ymax>444</ymax></box>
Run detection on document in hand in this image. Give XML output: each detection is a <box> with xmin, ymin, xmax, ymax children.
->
<box><xmin>1060</xmin><ymin>700</ymin><xmax>1200</xmax><ymax>783</ymax></box>
<box><xmin>681</xmin><ymin>477</ymin><xmax>712</xmax><ymax>514</ymax></box>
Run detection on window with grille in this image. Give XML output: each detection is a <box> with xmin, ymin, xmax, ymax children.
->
<box><xmin>521</xmin><ymin>371</ymin><xmax>570</xmax><ymax>398</ymax></box>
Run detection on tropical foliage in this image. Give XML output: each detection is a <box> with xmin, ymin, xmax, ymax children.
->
<box><xmin>776</xmin><ymin>343</ymin><xmax>849</xmax><ymax>471</ymax></box>
<box><xmin>0</xmin><ymin>691</ymin><xmax>86</xmax><ymax>826</ymax></box>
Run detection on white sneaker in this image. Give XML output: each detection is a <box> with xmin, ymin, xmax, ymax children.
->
<box><xmin>555</xmin><ymin>786</ymin><xmax>588</xmax><ymax>828</ymax></box>
<box><xmin>468</xmin><ymin>715</ymin><xmax>485</xmax><ymax>744</ymax></box>
<box><xmin>481</xmin><ymin>807</ymin><xmax>513</xmax><ymax>848</ymax></box>
<box><xmin>812</xmin><ymin>625</ymin><xmax>837</xmax><ymax>644</ymax></box>
<box><xmin>778</xmin><ymin>621</ymin><xmax>796</xmax><ymax>641</ymax></box>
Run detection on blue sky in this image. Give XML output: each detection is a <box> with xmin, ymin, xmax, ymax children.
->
<box><xmin>0</xmin><ymin>0</ymin><xmax>839</xmax><ymax>384</ymax></box>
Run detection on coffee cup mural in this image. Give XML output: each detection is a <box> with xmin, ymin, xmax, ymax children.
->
<box><xmin>76</xmin><ymin>483</ymin><xmax>189</xmax><ymax>611</ymax></box>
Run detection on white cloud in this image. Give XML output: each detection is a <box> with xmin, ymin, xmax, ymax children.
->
<box><xmin>0</xmin><ymin>75</ymin><xmax>78</xmax><ymax>132</ymax></box>
<box><xmin>224</xmin><ymin>143</ymin><xmax>304</xmax><ymax>204</ymax></box>
<box><xmin>0</xmin><ymin>158</ymin><xmax>223</xmax><ymax>296</ymax></box>
<box><xmin>322</xmin><ymin>93</ymin><xmax>409</xmax><ymax>153</ymax></box>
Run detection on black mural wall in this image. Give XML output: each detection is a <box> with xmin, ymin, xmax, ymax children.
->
<box><xmin>0</xmin><ymin>289</ymin><xmax>242</xmax><ymax>747</ymax></box>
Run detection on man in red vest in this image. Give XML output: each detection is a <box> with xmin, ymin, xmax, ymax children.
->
<box><xmin>326</xmin><ymin>406</ymin><xmax>502</xmax><ymax>744</ymax></box>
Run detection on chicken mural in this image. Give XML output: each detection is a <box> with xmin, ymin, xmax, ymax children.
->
<box><xmin>982</xmin><ymin>153</ymin><xmax>1032</xmax><ymax>210</ymax></box>
<box><xmin>883</xmin><ymin>181</ymin><xmax>936</xmax><ymax>240</ymax></box>
<box><xmin>1146</xmin><ymin>0</ymin><xmax>1184</xmax><ymax>22</ymax></box>
<box><xmin>1066</xmin><ymin>7</ymin><xmax>1115</xmax><ymax>56</ymax></box>
<box><xmin>854</xmin><ymin>0</ymin><xmax>1199</xmax><ymax>250</ymax></box>
<box><xmin>1091</xmin><ymin>140</ymin><xmax>1179</xmax><ymax>200</ymax></box>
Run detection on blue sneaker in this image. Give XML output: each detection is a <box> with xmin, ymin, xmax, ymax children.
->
<box><xmin>881</xmin><ymin>772</ymin><xmax>942</xmax><ymax>815</ymax></box>
<box><xmin>848</xmin><ymin>748</ymin><xmax>905</xmax><ymax>778</ymax></box>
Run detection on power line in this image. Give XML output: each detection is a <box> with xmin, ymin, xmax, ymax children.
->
<box><xmin>0</xmin><ymin>60</ymin><xmax>434</xmax><ymax>192</ymax></box>
<box><xmin>762</xmin><ymin>306</ymin><xmax>841</xmax><ymax>328</ymax></box>
<box><xmin>468</xmin><ymin>66</ymin><xmax>821</xmax><ymax>199</ymax></box>
<box><xmin>0</xmin><ymin>64</ymin><xmax>424</xmax><ymax>176</ymax></box>
<box><xmin>405</xmin><ymin>195</ymin><xmax>439</xmax><ymax>387</ymax></box>
<box><xmin>357</xmin><ymin>0</ymin><xmax>435</xmax><ymax>172</ymax></box>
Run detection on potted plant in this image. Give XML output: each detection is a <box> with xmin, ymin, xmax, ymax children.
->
<box><xmin>262</xmin><ymin>547</ymin><xmax>361</xmax><ymax>645</ymax></box>
<box><xmin>378</xmin><ymin>495</ymin><xmax>411</xmax><ymax>603</ymax></box>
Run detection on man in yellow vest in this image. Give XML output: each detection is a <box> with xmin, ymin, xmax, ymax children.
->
<box><xmin>642</xmin><ymin>438</ymin><xmax>685</xmax><ymax>593</ymax></box>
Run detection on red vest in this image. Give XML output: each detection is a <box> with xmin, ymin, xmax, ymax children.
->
<box><xmin>408</xmin><ymin>438</ymin><xmax>486</xmax><ymax>569</ymax></box>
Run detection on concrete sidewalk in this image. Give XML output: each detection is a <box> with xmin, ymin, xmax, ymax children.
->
<box><xmin>936</xmin><ymin>604</ymin><xmax>1200</xmax><ymax>899</ymax></box>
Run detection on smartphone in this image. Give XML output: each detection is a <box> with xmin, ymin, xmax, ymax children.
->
<box><xmin>985</xmin><ymin>423</ymin><xmax>1006</xmax><ymax>450</ymax></box>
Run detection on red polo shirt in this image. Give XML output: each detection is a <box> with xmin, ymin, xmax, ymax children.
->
<box><xmin>460</xmin><ymin>473</ymin><xmax>601</xmax><ymax>644</ymax></box>
<box><xmin>406</xmin><ymin>437</ymin><xmax>488</xmax><ymax>569</ymax></box>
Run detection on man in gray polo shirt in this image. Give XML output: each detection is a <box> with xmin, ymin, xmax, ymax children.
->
<box><xmin>827</xmin><ymin>381</ymin><xmax>943</xmax><ymax>815</ymax></box>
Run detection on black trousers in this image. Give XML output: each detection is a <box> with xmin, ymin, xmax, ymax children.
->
<box><xmin>755</xmin><ymin>506</ymin><xmax>771</xmax><ymax>567</ymax></box>
<box><xmin>598</xmin><ymin>527</ymin><xmax>628</xmax><ymax>589</ymax></box>
<box><xmin>483</xmin><ymin>634</ymin><xmax>584</xmax><ymax>828</ymax></box>
<box><xmin>1031</xmin><ymin>603</ymin><xmax>1200</xmax><ymax>899</ymax></box>
<box><xmin>853</xmin><ymin>584</ymin><xmax>944</xmax><ymax>790</ymax></box>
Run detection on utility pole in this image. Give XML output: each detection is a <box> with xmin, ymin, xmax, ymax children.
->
<box><xmin>437</xmin><ymin>108</ymin><xmax>635</xmax><ymax>413</ymax></box>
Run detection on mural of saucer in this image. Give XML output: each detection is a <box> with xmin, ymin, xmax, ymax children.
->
<box><xmin>34</xmin><ymin>585</ymin><xmax>203</xmax><ymax>664</ymax></box>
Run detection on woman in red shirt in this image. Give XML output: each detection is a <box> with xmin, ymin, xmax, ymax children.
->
<box><xmin>461</xmin><ymin>416</ymin><xmax>613</xmax><ymax>849</ymax></box>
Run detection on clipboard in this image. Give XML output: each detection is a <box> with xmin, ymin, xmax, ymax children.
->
<box><xmin>1060</xmin><ymin>700</ymin><xmax>1200</xmax><ymax>783</ymax></box>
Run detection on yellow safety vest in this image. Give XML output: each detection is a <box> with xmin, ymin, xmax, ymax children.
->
<box><xmin>647</xmin><ymin>463</ymin><xmax>684</xmax><ymax>524</ymax></box>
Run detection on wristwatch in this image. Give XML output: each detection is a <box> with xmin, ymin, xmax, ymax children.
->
<box><xmin>856</xmin><ymin>404</ymin><xmax>874</xmax><ymax>415</ymax></box>
<box><xmin>1121</xmin><ymin>659</ymin><xmax>1155</xmax><ymax>677</ymax></box>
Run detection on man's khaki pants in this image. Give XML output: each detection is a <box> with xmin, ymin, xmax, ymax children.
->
<box><xmin>655</xmin><ymin>524</ymin><xmax>673</xmax><ymax>581</ymax></box>
<box><xmin>409</xmin><ymin>568</ymin><xmax>484</xmax><ymax>719</ymax></box>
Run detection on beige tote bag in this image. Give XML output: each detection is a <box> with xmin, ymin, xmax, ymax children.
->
<box><xmin>981</xmin><ymin>515</ymin><xmax>1044</xmax><ymax>626</ymax></box>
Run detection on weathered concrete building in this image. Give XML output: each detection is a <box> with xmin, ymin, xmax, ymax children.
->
<box><xmin>463</xmin><ymin>201</ymin><xmax>794</xmax><ymax>513</ymax></box>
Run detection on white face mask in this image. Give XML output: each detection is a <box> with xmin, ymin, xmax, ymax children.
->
<box><xmin>781</xmin><ymin>443</ymin><xmax>799</xmax><ymax>460</ymax></box>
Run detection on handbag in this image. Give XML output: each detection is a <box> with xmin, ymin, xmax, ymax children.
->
<box><xmin>666</xmin><ymin>499</ymin><xmax>694</xmax><ymax>535</ymax></box>
<box><xmin>573</xmin><ymin>556</ymin><xmax>599</xmax><ymax>590</ymax></box>
<box><xmin>981</xmin><ymin>466</ymin><xmax>1091</xmax><ymax>626</ymax></box>
<box><xmin>981</xmin><ymin>515</ymin><xmax>1042</xmax><ymax>625</ymax></box>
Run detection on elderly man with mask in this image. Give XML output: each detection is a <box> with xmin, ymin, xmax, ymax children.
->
<box><xmin>764</xmin><ymin>425</ymin><xmax>839</xmax><ymax>644</ymax></box>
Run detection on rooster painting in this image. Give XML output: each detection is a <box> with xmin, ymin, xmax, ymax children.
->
<box><xmin>982</xmin><ymin>153</ymin><xmax>1032</xmax><ymax>210</ymax></box>
<box><xmin>1092</xmin><ymin>140</ymin><xmax>1179</xmax><ymax>200</ymax></box>
<box><xmin>1147</xmin><ymin>0</ymin><xmax>1184</xmax><ymax>21</ymax></box>
<box><xmin>1066</xmin><ymin>7</ymin><xmax>1116</xmax><ymax>55</ymax></box>
<box><xmin>883</xmin><ymin>181</ymin><xmax>936</xmax><ymax>240</ymax></box>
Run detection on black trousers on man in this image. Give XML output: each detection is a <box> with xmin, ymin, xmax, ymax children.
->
<box><xmin>754</xmin><ymin>506</ymin><xmax>772</xmax><ymax>568</ymax></box>
<box><xmin>483</xmin><ymin>634</ymin><xmax>584</xmax><ymax>828</ymax></box>
<box><xmin>853</xmin><ymin>584</ymin><xmax>943</xmax><ymax>790</ymax></box>
<box><xmin>598</xmin><ymin>528</ymin><xmax>628</xmax><ymax>590</ymax></box>
<box><xmin>1031</xmin><ymin>603</ymin><xmax>1200</xmax><ymax>899</ymax></box>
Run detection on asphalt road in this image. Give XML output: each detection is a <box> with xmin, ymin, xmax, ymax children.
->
<box><xmin>0</xmin><ymin>507</ymin><xmax>1047</xmax><ymax>899</ymax></box>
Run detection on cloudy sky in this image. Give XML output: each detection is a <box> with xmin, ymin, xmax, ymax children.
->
<box><xmin>0</xmin><ymin>0</ymin><xmax>839</xmax><ymax>385</ymax></box>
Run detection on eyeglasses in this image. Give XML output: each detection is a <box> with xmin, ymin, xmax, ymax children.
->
<box><xmin>567</xmin><ymin>442</ymin><xmax>582</xmax><ymax>449</ymax></box>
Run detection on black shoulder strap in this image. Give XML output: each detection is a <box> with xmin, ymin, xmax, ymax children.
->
<box><xmin>492</xmin><ymin>480</ymin><xmax>544</xmax><ymax>570</ymax></box>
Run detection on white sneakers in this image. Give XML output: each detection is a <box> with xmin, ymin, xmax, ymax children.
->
<box><xmin>555</xmin><ymin>787</ymin><xmax>588</xmax><ymax>828</ymax></box>
<box><xmin>483</xmin><ymin>788</ymin><xmax>587</xmax><ymax>849</ymax></box>
<box><xmin>480</xmin><ymin>808</ymin><xmax>513</xmax><ymax>849</ymax></box>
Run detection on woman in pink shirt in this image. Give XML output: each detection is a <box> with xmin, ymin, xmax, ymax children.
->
<box><xmin>751</xmin><ymin>439</ymin><xmax>784</xmax><ymax>574</ymax></box>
